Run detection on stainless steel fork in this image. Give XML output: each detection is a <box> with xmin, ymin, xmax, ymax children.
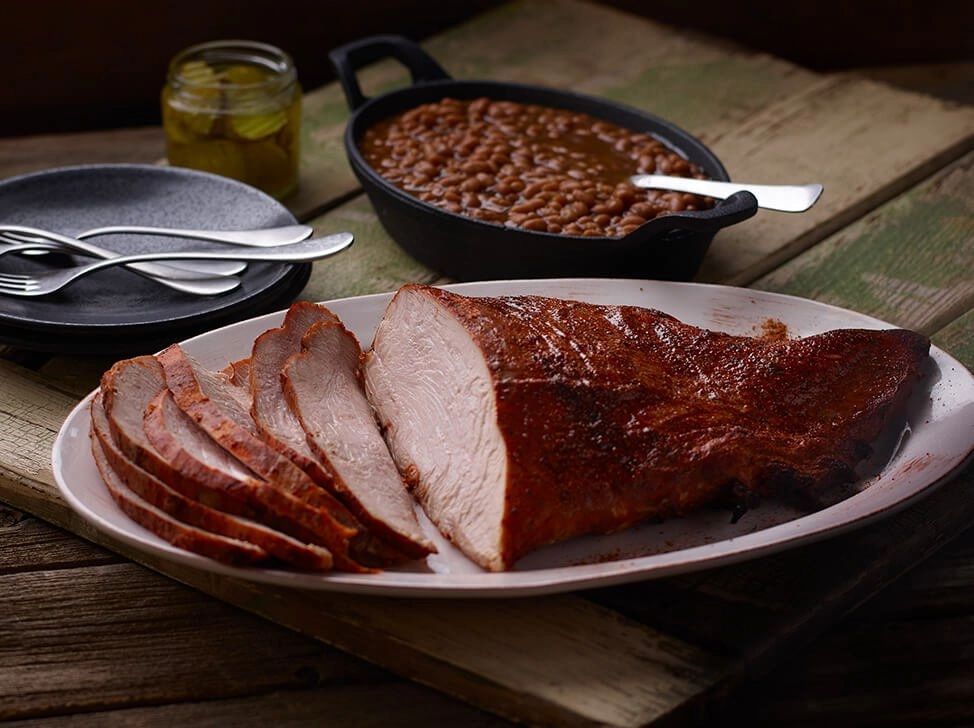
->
<box><xmin>0</xmin><ymin>240</ymin><xmax>242</xmax><ymax>296</ymax></box>
<box><xmin>0</xmin><ymin>232</ymin><xmax>354</xmax><ymax>297</ymax></box>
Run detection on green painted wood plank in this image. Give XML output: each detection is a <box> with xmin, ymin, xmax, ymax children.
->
<box><xmin>300</xmin><ymin>196</ymin><xmax>443</xmax><ymax>303</ymax></box>
<box><xmin>751</xmin><ymin>151</ymin><xmax>974</xmax><ymax>354</ymax></box>
<box><xmin>934</xmin><ymin>309</ymin><xmax>974</xmax><ymax>369</ymax></box>
<box><xmin>701</xmin><ymin>76</ymin><xmax>974</xmax><ymax>285</ymax></box>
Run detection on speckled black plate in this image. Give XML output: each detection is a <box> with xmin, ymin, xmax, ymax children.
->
<box><xmin>0</xmin><ymin>164</ymin><xmax>310</xmax><ymax>355</ymax></box>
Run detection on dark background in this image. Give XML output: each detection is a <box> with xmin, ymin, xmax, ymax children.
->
<box><xmin>4</xmin><ymin>0</ymin><xmax>972</xmax><ymax>138</ymax></box>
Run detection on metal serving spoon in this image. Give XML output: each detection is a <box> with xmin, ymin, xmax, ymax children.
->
<box><xmin>629</xmin><ymin>175</ymin><xmax>823</xmax><ymax>213</ymax></box>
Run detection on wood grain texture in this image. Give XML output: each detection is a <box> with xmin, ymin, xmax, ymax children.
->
<box><xmin>1</xmin><ymin>687</ymin><xmax>507</xmax><ymax>728</ymax></box>
<box><xmin>699</xmin><ymin>78</ymin><xmax>974</xmax><ymax>284</ymax></box>
<box><xmin>0</xmin><ymin>554</ymin><xmax>504</xmax><ymax>726</ymax></box>
<box><xmin>0</xmin><ymin>504</ymin><xmax>116</xmax><ymax>571</ymax></box>
<box><xmin>0</xmin><ymin>127</ymin><xmax>164</xmax><ymax>179</ymax></box>
<box><xmin>750</xmin><ymin>152</ymin><xmax>974</xmax><ymax>330</ymax></box>
<box><xmin>727</xmin><ymin>534</ymin><xmax>974</xmax><ymax>727</ymax></box>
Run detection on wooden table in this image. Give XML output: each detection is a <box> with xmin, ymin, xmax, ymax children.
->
<box><xmin>2</xmin><ymin>2</ymin><xmax>973</xmax><ymax>725</ymax></box>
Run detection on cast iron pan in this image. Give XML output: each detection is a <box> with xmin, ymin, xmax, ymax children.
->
<box><xmin>329</xmin><ymin>34</ymin><xmax>758</xmax><ymax>282</ymax></box>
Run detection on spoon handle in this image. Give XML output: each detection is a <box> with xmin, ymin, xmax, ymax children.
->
<box><xmin>76</xmin><ymin>224</ymin><xmax>314</xmax><ymax>247</ymax></box>
<box><xmin>630</xmin><ymin>175</ymin><xmax>823</xmax><ymax>213</ymax></box>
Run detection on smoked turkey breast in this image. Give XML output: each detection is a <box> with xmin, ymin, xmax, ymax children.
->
<box><xmin>363</xmin><ymin>284</ymin><xmax>931</xmax><ymax>571</ymax></box>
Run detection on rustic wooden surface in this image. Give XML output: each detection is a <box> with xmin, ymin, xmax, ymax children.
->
<box><xmin>1</xmin><ymin>1</ymin><xmax>973</xmax><ymax>725</ymax></box>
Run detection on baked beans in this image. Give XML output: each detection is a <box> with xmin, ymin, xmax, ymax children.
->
<box><xmin>359</xmin><ymin>97</ymin><xmax>715</xmax><ymax>237</ymax></box>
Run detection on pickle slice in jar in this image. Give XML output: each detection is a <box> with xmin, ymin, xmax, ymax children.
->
<box><xmin>179</xmin><ymin>60</ymin><xmax>222</xmax><ymax>85</ymax></box>
<box><xmin>170</xmin><ymin>60</ymin><xmax>223</xmax><ymax>136</ymax></box>
<box><xmin>222</xmin><ymin>63</ymin><xmax>291</xmax><ymax>140</ymax></box>
<box><xmin>167</xmin><ymin>138</ymin><xmax>248</xmax><ymax>182</ymax></box>
<box><xmin>229</xmin><ymin>111</ymin><xmax>288</xmax><ymax>140</ymax></box>
<box><xmin>223</xmin><ymin>64</ymin><xmax>270</xmax><ymax>85</ymax></box>
<box><xmin>242</xmin><ymin>137</ymin><xmax>296</xmax><ymax>198</ymax></box>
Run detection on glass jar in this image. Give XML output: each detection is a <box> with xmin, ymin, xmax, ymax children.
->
<box><xmin>162</xmin><ymin>40</ymin><xmax>302</xmax><ymax>199</ymax></box>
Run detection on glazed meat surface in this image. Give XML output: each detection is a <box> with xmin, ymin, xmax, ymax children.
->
<box><xmin>364</xmin><ymin>284</ymin><xmax>931</xmax><ymax>571</ymax></box>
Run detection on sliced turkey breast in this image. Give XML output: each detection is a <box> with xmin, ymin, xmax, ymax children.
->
<box><xmin>91</xmin><ymin>391</ymin><xmax>334</xmax><ymax>571</ymax></box>
<box><xmin>363</xmin><ymin>284</ymin><xmax>930</xmax><ymax>572</ymax></box>
<box><xmin>282</xmin><ymin>320</ymin><xmax>436</xmax><ymax>561</ymax></box>
<box><xmin>100</xmin><ymin>355</ymin><xmax>217</xmax><ymax>493</ymax></box>
<box><xmin>363</xmin><ymin>288</ymin><xmax>508</xmax><ymax>570</ymax></box>
<box><xmin>143</xmin><ymin>390</ymin><xmax>349</xmax><ymax>569</ymax></box>
<box><xmin>249</xmin><ymin>301</ymin><xmax>339</xmax><ymax>487</ymax></box>
<box><xmin>101</xmin><ymin>355</ymin><xmax>357</xmax><ymax>568</ymax></box>
<box><xmin>223</xmin><ymin>356</ymin><xmax>252</xmax><ymax>388</ymax></box>
<box><xmin>101</xmin><ymin>354</ymin><xmax>372</xmax><ymax>571</ymax></box>
<box><xmin>154</xmin><ymin>343</ymin><xmax>375</xmax><ymax>572</ymax></box>
<box><xmin>156</xmin><ymin>345</ymin><xmax>320</xmax><ymax>500</ymax></box>
<box><xmin>90</xmin><ymin>394</ymin><xmax>268</xmax><ymax>567</ymax></box>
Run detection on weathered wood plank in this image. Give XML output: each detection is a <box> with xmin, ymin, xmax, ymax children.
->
<box><xmin>0</xmin><ymin>560</ymin><xmax>468</xmax><ymax>723</ymax></box>
<box><xmin>35</xmin><ymin>357</ymin><xmax>112</xmax><ymax>399</ymax></box>
<box><xmin>1</xmin><ymin>685</ymin><xmax>508</xmax><ymax>728</ymax></box>
<box><xmin>750</xmin><ymin>151</ymin><xmax>974</xmax><ymax>331</ymax></box>
<box><xmin>0</xmin><ymin>509</ymin><xmax>509</xmax><ymax>726</ymax></box>
<box><xmin>853</xmin><ymin>525</ymin><xmax>974</xmax><ymax>618</ymax></box>
<box><xmin>0</xmin><ymin>505</ymin><xmax>116</xmax><ymax>571</ymax></box>
<box><xmin>0</xmin><ymin>361</ymin><xmax>78</xmax><ymax>502</ymax></box>
<box><xmin>0</xmin><ymin>4</ymin><xmax>972</xmax><ymax>728</ymax></box>
<box><xmin>854</xmin><ymin>61</ymin><xmax>974</xmax><ymax>108</ymax></box>
<box><xmin>164</xmin><ymin>570</ymin><xmax>728</xmax><ymax>728</ymax></box>
<box><xmin>0</xmin><ymin>505</ymin><xmax>721</xmax><ymax>728</ymax></box>
<box><xmin>728</xmin><ymin>611</ymin><xmax>974</xmax><ymax>727</ymax></box>
<box><xmin>0</xmin><ymin>127</ymin><xmax>164</xmax><ymax>180</ymax></box>
<box><xmin>699</xmin><ymin>77</ymin><xmax>974</xmax><ymax>284</ymax></box>
<box><xmin>300</xmin><ymin>196</ymin><xmax>446</xmax><ymax>303</ymax></box>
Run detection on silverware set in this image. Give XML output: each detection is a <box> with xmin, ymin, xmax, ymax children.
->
<box><xmin>0</xmin><ymin>224</ymin><xmax>354</xmax><ymax>297</ymax></box>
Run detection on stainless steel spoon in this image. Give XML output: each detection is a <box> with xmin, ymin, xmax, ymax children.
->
<box><xmin>75</xmin><ymin>223</ymin><xmax>313</xmax><ymax>246</ymax></box>
<box><xmin>629</xmin><ymin>175</ymin><xmax>823</xmax><ymax>213</ymax></box>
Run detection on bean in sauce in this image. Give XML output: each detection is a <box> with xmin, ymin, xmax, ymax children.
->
<box><xmin>360</xmin><ymin>97</ymin><xmax>715</xmax><ymax>237</ymax></box>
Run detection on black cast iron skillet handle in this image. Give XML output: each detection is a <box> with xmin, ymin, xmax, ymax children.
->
<box><xmin>637</xmin><ymin>190</ymin><xmax>759</xmax><ymax>237</ymax></box>
<box><xmin>329</xmin><ymin>34</ymin><xmax>452</xmax><ymax>111</ymax></box>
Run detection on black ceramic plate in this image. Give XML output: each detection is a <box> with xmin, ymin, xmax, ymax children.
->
<box><xmin>0</xmin><ymin>164</ymin><xmax>310</xmax><ymax>355</ymax></box>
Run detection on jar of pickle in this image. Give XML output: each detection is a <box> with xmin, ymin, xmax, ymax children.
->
<box><xmin>162</xmin><ymin>40</ymin><xmax>302</xmax><ymax>199</ymax></box>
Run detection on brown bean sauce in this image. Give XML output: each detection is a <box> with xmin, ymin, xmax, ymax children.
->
<box><xmin>359</xmin><ymin>97</ymin><xmax>715</xmax><ymax>237</ymax></box>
